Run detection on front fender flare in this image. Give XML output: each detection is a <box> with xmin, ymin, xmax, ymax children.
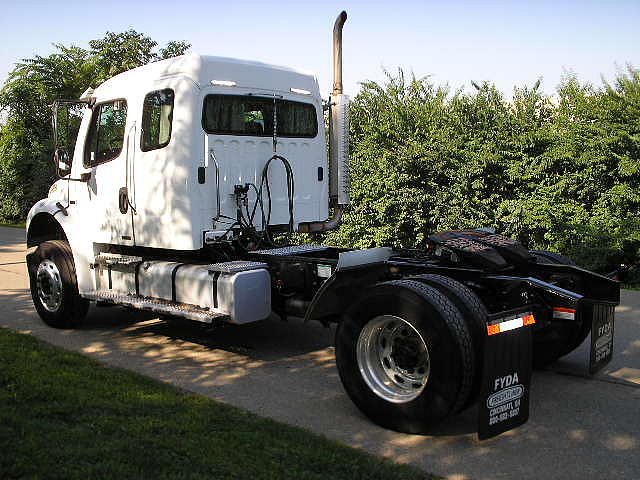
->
<box><xmin>26</xmin><ymin>199</ymin><xmax>71</xmax><ymax>247</ymax></box>
<box><xmin>25</xmin><ymin>198</ymin><xmax>95</xmax><ymax>295</ymax></box>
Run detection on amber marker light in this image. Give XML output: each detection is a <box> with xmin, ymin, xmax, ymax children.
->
<box><xmin>487</xmin><ymin>313</ymin><xmax>535</xmax><ymax>335</ymax></box>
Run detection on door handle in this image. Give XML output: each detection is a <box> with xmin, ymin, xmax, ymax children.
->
<box><xmin>209</xmin><ymin>150</ymin><xmax>221</xmax><ymax>222</ymax></box>
<box><xmin>118</xmin><ymin>187</ymin><xmax>129</xmax><ymax>214</ymax></box>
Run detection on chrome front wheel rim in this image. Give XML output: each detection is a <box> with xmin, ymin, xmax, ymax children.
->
<box><xmin>356</xmin><ymin>315</ymin><xmax>430</xmax><ymax>403</ymax></box>
<box><xmin>36</xmin><ymin>259</ymin><xmax>63</xmax><ymax>313</ymax></box>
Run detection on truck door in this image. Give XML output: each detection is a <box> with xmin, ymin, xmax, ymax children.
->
<box><xmin>82</xmin><ymin>99</ymin><xmax>135</xmax><ymax>245</ymax></box>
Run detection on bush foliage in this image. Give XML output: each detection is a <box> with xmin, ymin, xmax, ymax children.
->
<box><xmin>0</xmin><ymin>34</ymin><xmax>637</xmax><ymax>277</ymax></box>
<box><xmin>324</xmin><ymin>68</ymin><xmax>640</xmax><ymax>277</ymax></box>
<box><xmin>0</xmin><ymin>31</ymin><xmax>189</xmax><ymax>222</ymax></box>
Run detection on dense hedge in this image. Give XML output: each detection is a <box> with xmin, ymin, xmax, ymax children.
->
<box><xmin>323</xmin><ymin>69</ymin><xmax>640</xmax><ymax>280</ymax></box>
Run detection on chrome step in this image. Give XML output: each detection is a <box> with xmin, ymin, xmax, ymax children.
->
<box><xmin>205</xmin><ymin>260</ymin><xmax>267</xmax><ymax>273</ymax></box>
<box><xmin>94</xmin><ymin>253</ymin><xmax>143</xmax><ymax>266</ymax></box>
<box><xmin>250</xmin><ymin>245</ymin><xmax>330</xmax><ymax>256</ymax></box>
<box><xmin>83</xmin><ymin>291</ymin><xmax>230</xmax><ymax>323</ymax></box>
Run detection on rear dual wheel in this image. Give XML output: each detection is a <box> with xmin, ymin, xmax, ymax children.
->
<box><xmin>335</xmin><ymin>279</ymin><xmax>478</xmax><ymax>434</ymax></box>
<box><xmin>409</xmin><ymin>274</ymin><xmax>488</xmax><ymax>408</ymax></box>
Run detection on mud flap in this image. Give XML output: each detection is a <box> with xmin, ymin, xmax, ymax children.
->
<box><xmin>477</xmin><ymin>325</ymin><xmax>533</xmax><ymax>440</ymax></box>
<box><xmin>588</xmin><ymin>303</ymin><xmax>615</xmax><ymax>374</ymax></box>
<box><xmin>26</xmin><ymin>252</ymin><xmax>36</xmax><ymax>278</ymax></box>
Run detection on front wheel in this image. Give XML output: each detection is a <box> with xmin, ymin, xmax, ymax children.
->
<box><xmin>27</xmin><ymin>240</ymin><xmax>89</xmax><ymax>328</ymax></box>
<box><xmin>335</xmin><ymin>280</ymin><xmax>474</xmax><ymax>434</ymax></box>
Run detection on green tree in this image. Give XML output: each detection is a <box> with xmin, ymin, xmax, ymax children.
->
<box><xmin>88</xmin><ymin>31</ymin><xmax>190</xmax><ymax>84</ymax></box>
<box><xmin>0</xmin><ymin>31</ymin><xmax>190</xmax><ymax>222</ymax></box>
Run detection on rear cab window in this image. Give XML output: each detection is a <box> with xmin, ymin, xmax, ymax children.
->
<box><xmin>202</xmin><ymin>95</ymin><xmax>318</xmax><ymax>138</ymax></box>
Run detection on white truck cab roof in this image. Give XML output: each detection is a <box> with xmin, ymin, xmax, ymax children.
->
<box><xmin>97</xmin><ymin>53</ymin><xmax>321</xmax><ymax>98</ymax></box>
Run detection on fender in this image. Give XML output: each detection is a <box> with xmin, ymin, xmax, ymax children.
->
<box><xmin>304</xmin><ymin>248</ymin><xmax>392</xmax><ymax>324</ymax></box>
<box><xmin>26</xmin><ymin>196</ymin><xmax>96</xmax><ymax>295</ymax></box>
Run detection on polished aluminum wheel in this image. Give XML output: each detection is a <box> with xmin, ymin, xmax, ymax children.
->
<box><xmin>356</xmin><ymin>315</ymin><xmax>431</xmax><ymax>403</ymax></box>
<box><xmin>36</xmin><ymin>259</ymin><xmax>63</xmax><ymax>313</ymax></box>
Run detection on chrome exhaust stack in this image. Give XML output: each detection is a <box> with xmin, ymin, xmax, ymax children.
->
<box><xmin>299</xmin><ymin>11</ymin><xmax>350</xmax><ymax>234</ymax></box>
<box><xmin>332</xmin><ymin>11</ymin><xmax>347</xmax><ymax>96</ymax></box>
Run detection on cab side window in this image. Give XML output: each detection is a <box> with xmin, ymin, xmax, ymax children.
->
<box><xmin>141</xmin><ymin>89</ymin><xmax>174</xmax><ymax>151</ymax></box>
<box><xmin>84</xmin><ymin>100</ymin><xmax>128</xmax><ymax>167</ymax></box>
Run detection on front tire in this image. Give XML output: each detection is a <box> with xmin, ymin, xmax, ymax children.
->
<box><xmin>335</xmin><ymin>280</ymin><xmax>474</xmax><ymax>434</ymax></box>
<box><xmin>28</xmin><ymin>240</ymin><xmax>89</xmax><ymax>328</ymax></box>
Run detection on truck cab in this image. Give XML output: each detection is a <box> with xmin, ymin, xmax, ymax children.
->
<box><xmin>50</xmin><ymin>54</ymin><xmax>329</xmax><ymax>250</ymax></box>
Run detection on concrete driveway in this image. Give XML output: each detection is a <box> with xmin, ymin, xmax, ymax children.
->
<box><xmin>1</xmin><ymin>226</ymin><xmax>638</xmax><ymax>480</ymax></box>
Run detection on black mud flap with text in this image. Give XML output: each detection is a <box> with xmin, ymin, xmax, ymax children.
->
<box><xmin>477</xmin><ymin>325</ymin><xmax>533</xmax><ymax>440</ymax></box>
<box><xmin>588</xmin><ymin>303</ymin><xmax>615</xmax><ymax>374</ymax></box>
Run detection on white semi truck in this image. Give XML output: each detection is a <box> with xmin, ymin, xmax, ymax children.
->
<box><xmin>26</xmin><ymin>12</ymin><xmax>618</xmax><ymax>439</ymax></box>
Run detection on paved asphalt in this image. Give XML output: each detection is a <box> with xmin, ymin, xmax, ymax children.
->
<box><xmin>1</xmin><ymin>226</ymin><xmax>638</xmax><ymax>480</ymax></box>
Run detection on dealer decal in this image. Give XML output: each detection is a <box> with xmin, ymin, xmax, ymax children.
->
<box><xmin>589</xmin><ymin>303</ymin><xmax>615</xmax><ymax>374</ymax></box>
<box><xmin>486</xmin><ymin>374</ymin><xmax>524</xmax><ymax>427</ymax></box>
<box><xmin>478</xmin><ymin>324</ymin><xmax>533</xmax><ymax>440</ymax></box>
<box><xmin>487</xmin><ymin>382</ymin><xmax>524</xmax><ymax>408</ymax></box>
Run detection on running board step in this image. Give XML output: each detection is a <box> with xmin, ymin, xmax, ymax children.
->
<box><xmin>83</xmin><ymin>292</ymin><xmax>230</xmax><ymax>323</ymax></box>
<box><xmin>205</xmin><ymin>261</ymin><xmax>267</xmax><ymax>273</ymax></box>
<box><xmin>94</xmin><ymin>253</ymin><xmax>143</xmax><ymax>266</ymax></box>
<box><xmin>250</xmin><ymin>245</ymin><xmax>330</xmax><ymax>256</ymax></box>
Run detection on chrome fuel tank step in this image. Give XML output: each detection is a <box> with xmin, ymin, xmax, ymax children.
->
<box><xmin>90</xmin><ymin>258</ymin><xmax>271</xmax><ymax>324</ymax></box>
<box><xmin>84</xmin><ymin>291</ymin><xmax>229</xmax><ymax>323</ymax></box>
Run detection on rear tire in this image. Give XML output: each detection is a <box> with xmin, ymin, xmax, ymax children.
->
<box><xmin>408</xmin><ymin>274</ymin><xmax>487</xmax><ymax>408</ymax></box>
<box><xmin>28</xmin><ymin>240</ymin><xmax>89</xmax><ymax>328</ymax></box>
<box><xmin>335</xmin><ymin>280</ymin><xmax>474</xmax><ymax>434</ymax></box>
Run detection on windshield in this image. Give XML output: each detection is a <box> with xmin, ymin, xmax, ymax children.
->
<box><xmin>202</xmin><ymin>94</ymin><xmax>318</xmax><ymax>138</ymax></box>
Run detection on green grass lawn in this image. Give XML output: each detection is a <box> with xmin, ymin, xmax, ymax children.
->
<box><xmin>0</xmin><ymin>328</ymin><xmax>437</xmax><ymax>480</ymax></box>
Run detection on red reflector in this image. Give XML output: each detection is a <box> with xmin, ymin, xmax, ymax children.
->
<box><xmin>523</xmin><ymin>314</ymin><xmax>536</xmax><ymax>326</ymax></box>
<box><xmin>553</xmin><ymin>307</ymin><xmax>576</xmax><ymax>314</ymax></box>
<box><xmin>553</xmin><ymin>307</ymin><xmax>577</xmax><ymax>320</ymax></box>
<box><xmin>487</xmin><ymin>324</ymin><xmax>501</xmax><ymax>336</ymax></box>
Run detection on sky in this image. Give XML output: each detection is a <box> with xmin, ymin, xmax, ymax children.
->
<box><xmin>1</xmin><ymin>0</ymin><xmax>639</xmax><ymax>99</ymax></box>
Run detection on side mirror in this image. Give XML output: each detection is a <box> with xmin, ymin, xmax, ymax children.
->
<box><xmin>54</xmin><ymin>148</ymin><xmax>71</xmax><ymax>176</ymax></box>
<box><xmin>51</xmin><ymin>98</ymin><xmax>88</xmax><ymax>179</ymax></box>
